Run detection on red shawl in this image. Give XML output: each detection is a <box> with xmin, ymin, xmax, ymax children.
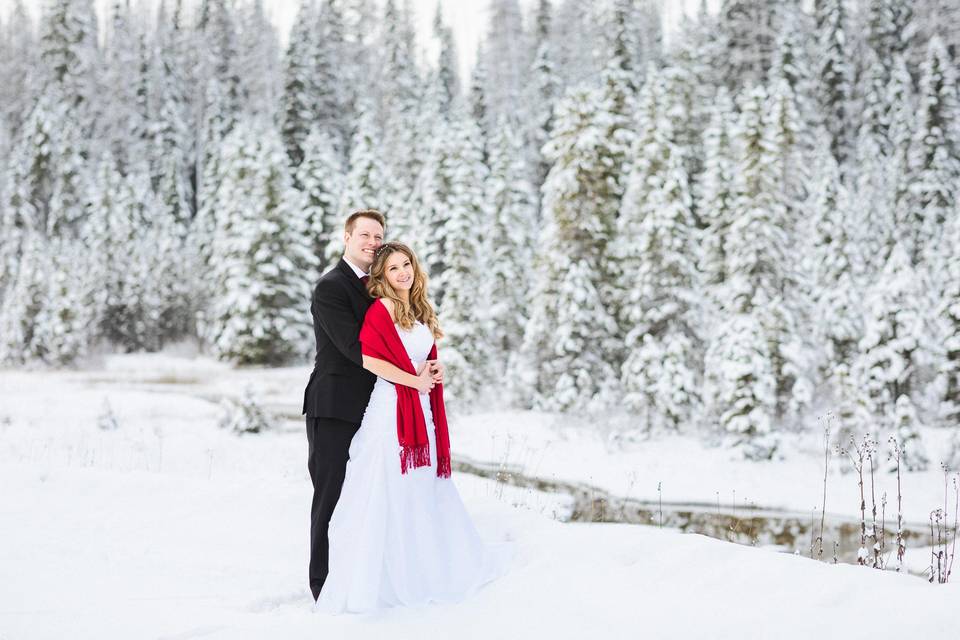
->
<box><xmin>359</xmin><ymin>299</ymin><xmax>451</xmax><ymax>478</ymax></box>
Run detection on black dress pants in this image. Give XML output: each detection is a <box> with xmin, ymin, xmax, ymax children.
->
<box><xmin>306</xmin><ymin>416</ymin><xmax>360</xmax><ymax>600</ymax></box>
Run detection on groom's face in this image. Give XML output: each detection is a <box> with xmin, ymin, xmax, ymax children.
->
<box><xmin>343</xmin><ymin>217</ymin><xmax>384</xmax><ymax>271</ymax></box>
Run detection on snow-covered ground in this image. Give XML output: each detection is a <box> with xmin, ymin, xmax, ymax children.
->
<box><xmin>2</xmin><ymin>352</ymin><xmax>958</xmax><ymax>639</ymax></box>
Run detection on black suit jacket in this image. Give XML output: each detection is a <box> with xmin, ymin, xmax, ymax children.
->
<box><xmin>302</xmin><ymin>259</ymin><xmax>377</xmax><ymax>422</ymax></box>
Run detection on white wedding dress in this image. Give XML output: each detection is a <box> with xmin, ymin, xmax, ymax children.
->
<box><xmin>314</xmin><ymin>320</ymin><xmax>508</xmax><ymax>614</ymax></box>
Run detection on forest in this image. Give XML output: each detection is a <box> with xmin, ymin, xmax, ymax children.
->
<box><xmin>0</xmin><ymin>0</ymin><xmax>958</xmax><ymax>462</ymax></box>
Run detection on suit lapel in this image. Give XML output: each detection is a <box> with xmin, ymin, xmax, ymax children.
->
<box><xmin>337</xmin><ymin>258</ymin><xmax>370</xmax><ymax>298</ymax></box>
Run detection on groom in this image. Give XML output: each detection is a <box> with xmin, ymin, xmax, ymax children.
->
<box><xmin>302</xmin><ymin>209</ymin><xmax>441</xmax><ymax>600</ymax></box>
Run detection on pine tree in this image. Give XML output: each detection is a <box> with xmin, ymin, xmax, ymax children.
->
<box><xmin>38</xmin><ymin>0</ymin><xmax>100</xmax><ymax>133</ymax></box>
<box><xmin>151</xmin><ymin>0</ymin><xmax>194</xmax><ymax>229</ymax></box>
<box><xmin>725</xmin><ymin>84</ymin><xmax>799</xmax><ymax>418</ymax></box>
<box><xmin>718</xmin><ymin>0</ymin><xmax>777</xmax><ymax>89</ymax></box>
<box><xmin>891</xmin><ymin>394</ymin><xmax>929</xmax><ymax>471</ymax></box>
<box><xmin>770</xmin><ymin>4</ymin><xmax>818</xmax><ymax>146</ymax></box>
<box><xmin>83</xmin><ymin>156</ymin><xmax>156</xmax><ymax>351</ymax></box>
<box><xmin>813</xmin><ymin>0</ymin><xmax>854</xmax><ymax>166</ymax></box>
<box><xmin>703</xmin><ymin>311</ymin><xmax>779</xmax><ymax>459</ymax></box>
<box><xmin>805</xmin><ymin>138</ymin><xmax>864</xmax><ymax>375</ymax></box>
<box><xmin>0</xmin><ymin>0</ymin><xmax>38</xmax><ymax>140</ymax></box>
<box><xmin>337</xmin><ymin>99</ymin><xmax>389</xmax><ymax>260</ymax></box>
<box><xmin>521</xmin><ymin>85</ymin><xmax>628</xmax><ymax>412</ymax></box>
<box><xmin>615</xmin><ymin>68</ymin><xmax>700</xmax><ymax>430</ymax></box>
<box><xmin>195</xmin><ymin>0</ymin><xmax>242</xmax><ymax>238</ymax></box>
<box><xmin>697</xmin><ymin>86</ymin><xmax>736</xmax><ymax>292</ymax></box>
<box><xmin>468</xmin><ymin>42</ymin><xmax>488</xmax><ymax>142</ymax></box>
<box><xmin>851</xmin><ymin>131</ymin><xmax>897</xmax><ymax>280</ymax></box>
<box><xmin>5</xmin><ymin>86</ymin><xmax>85</xmax><ymax>240</ymax></box>
<box><xmin>96</xmin><ymin>0</ymin><xmax>147</xmax><ymax>174</ymax></box>
<box><xmin>860</xmin><ymin>0</ymin><xmax>916</xmax><ymax>149</ymax></box>
<box><xmin>432</xmin><ymin>2</ymin><xmax>460</xmax><ymax>117</ymax></box>
<box><xmin>435</xmin><ymin>111</ymin><xmax>491</xmax><ymax>406</ymax></box>
<box><xmin>829</xmin><ymin>362</ymin><xmax>872</xmax><ymax>449</ymax></box>
<box><xmin>0</xmin><ymin>233</ymin><xmax>48</xmax><ymax>365</ymax></box>
<box><xmin>207</xmin><ymin>119</ymin><xmax>317</xmax><ymax>365</ymax></box>
<box><xmin>280</xmin><ymin>0</ymin><xmax>317</xmax><ymax>168</ymax></box>
<box><xmin>906</xmin><ymin>36</ymin><xmax>960</xmax><ymax>268</ymax></box>
<box><xmin>234</xmin><ymin>0</ymin><xmax>281</xmax><ymax>121</ymax></box>
<box><xmin>854</xmin><ymin>243</ymin><xmax>933</xmax><ymax>434</ymax></box>
<box><xmin>486</xmin><ymin>115</ymin><xmax>537</xmax><ymax>369</ymax></box>
<box><xmin>378</xmin><ymin>0</ymin><xmax>423</xmax><ymax>202</ymax></box>
<box><xmin>527</xmin><ymin>0</ymin><xmax>560</xmax><ymax>189</ymax></box>
<box><xmin>481</xmin><ymin>0</ymin><xmax>533</xmax><ymax>137</ymax></box>
<box><xmin>313</xmin><ymin>0</ymin><xmax>350</xmax><ymax>159</ymax></box>
<box><xmin>666</xmin><ymin>8</ymin><xmax>727</xmax><ymax>185</ymax></box>
<box><xmin>31</xmin><ymin>236</ymin><xmax>94</xmax><ymax>364</ymax></box>
<box><xmin>297</xmin><ymin>126</ymin><xmax>344</xmax><ymax>279</ymax></box>
<box><xmin>550</xmin><ymin>1</ymin><xmax>603</xmax><ymax>89</ymax></box>
<box><xmin>934</xmin><ymin>206</ymin><xmax>960</xmax><ymax>427</ymax></box>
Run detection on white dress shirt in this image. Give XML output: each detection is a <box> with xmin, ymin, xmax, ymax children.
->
<box><xmin>342</xmin><ymin>256</ymin><xmax>369</xmax><ymax>279</ymax></box>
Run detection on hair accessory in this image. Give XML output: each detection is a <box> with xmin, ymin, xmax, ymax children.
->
<box><xmin>374</xmin><ymin>243</ymin><xmax>398</xmax><ymax>258</ymax></box>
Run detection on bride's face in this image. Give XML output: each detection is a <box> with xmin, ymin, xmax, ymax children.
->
<box><xmin>384</xmin><ymin>251</ymin><xmax>415</xmax><ymax>292</ymax></box>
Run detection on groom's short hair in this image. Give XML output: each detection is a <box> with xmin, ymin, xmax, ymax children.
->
<box><xmin>345</xmin><ymin>209</ymin><xmax>386</xmax><ymax>232</ymax></box>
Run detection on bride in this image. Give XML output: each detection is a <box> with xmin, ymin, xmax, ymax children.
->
<box><xmin>314</xmin><ymin>241</ymin><xmax>507</xmax><ymax>613</ymax></box>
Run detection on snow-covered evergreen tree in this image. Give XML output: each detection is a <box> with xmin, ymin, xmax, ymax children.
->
<box><xmin>206</xmin><ymin>119</ymin><xmax>317</xmax><ymax>365</ymax></box>
<box><xmin>890</xmin><ymin>394</ymin><xmax>929</xmax><ymax>471</ymax></box>
<box><xmin>337</xmin><ymin>99</ymin><xmax>389</xmax><ymax>262</ymax></box>
<box><xmin>481</xmin><ymin>0</ymin><xmax>533</xmax><ymax>138</ymax></box>
<box><xmin>906</xmin><ymin>36</ymin><xmax>959</xmax><ymax>268</ymax></box>
<box><xmin>718</xmin><ymin>0</ymin><xmax>777</xmax><ymax>89</ymax></box>
<box><xmin>435</xmin><ymin>110</ymin><xmax>491</xmax><ymax>407</ymax></box>
<box><xmin>614</xmin><ymin>68</ymin><xmax>700</xmax><ymax>431</ymax></box>
<box><xmin>697</xmin><ymin>86</ymin><xmax>736</xmax><ymax>292</ymax></box>
<box><xmin>725</xmin><ymin>84</ymin><xmax>801</xmax><ymax>420</ymax></box>
<box><xmin>30</xmin><ymin>236</ymin><xmax>94</xmax><ymax>365</ymax></box>
<box><xmin>281</xmin><ymin>0</ymin><xmax>318</xmax><ymax>168</ymax></box>
<box><xmin>234</xmin><ymin>0</ymin><xmax>280</xmax><ymax>121</ymax></box>
<box><xmin>96</xmin><ymin>0</ymin><xmax>147</xmax><ymax>174</ymax></box>
<box><xmin>829</xmin><ymin>362</ymin><xmax>872</xmax><ymax>449</ymax></box>
<box><xmin>804</xmin><ymin>139</ymin><xmax>863</xmax><ymax>375</ymax></box>
<box><xmin>0</xmin><ymin>229</ymin><xmax>94</xmax><ymax>367</ymax></box>
<box><xmin>813</xmin><ymin>0</ymin><xmax>854</xmax><ymax>166</ymax></box>
<box><xmin>297</xmin><ymin>126</ymin><xmax>344</xmax><ymax>280</ymax></box>
<box><xmin>151</xmin><ymin>0</ymin><xmax>194</xmax><ymax>229</ymax></box>
<box><xmin>4</xmin><ymin>86</ymin><xmax>86</xmax><ymax>240</ymax></box>
<box><xmin>0</xmin><ymin>0</ymin><xmax>38</xmax><ymax>140</ymax></box>
<box><xmin>486</xmin><ymin>115</ymin><xmax>537</xmax><ymax>368</ymax></box>
<box><xmin>377</xmin><ymin>0</ymin><xmax>423</xmax><ymax>206</ymax></box>
<box><xmin>83</xmin><ymin>156</ymin><xmax>174</xmax><ymax>351</ymax></box>
<box><xmin>38</xmin><ymin>0</ymin><xmax>100</xmax><ymax>134</ymax></box>
<box><xmin>770</xmin><ymin>4</ymin><xmax>818</xmax><ymax>149</ymax></box>
<box><xmin>432</xmin><ymin>2</ymin><xmax>460</xmax><ymax>118</ymax></box>
<box><xmin>703</xmin><ymin>310</ymin><xmax>779</xmax><ymax>459</ymax></box>
<box><xmin>313</xmin><ymin>0</ymin><xmax>350</xmax><ymax>159</ymax></box>
<box><xmin>521</xmin><ymin>85</ymin><xmax>628</xmax><ymax>412</ymax></box>
<box><xmin>934</xmin><ymin>206</ymin><xmax>960</xmax><ymax>427</ymax></box>
<box><xmin>851</xmin><ymin>130</ymin><xmax>898</xmax><ymax>280</ymax></box>
<box><xmin>527</xmin><ymin>0</ymin><xmax>560</xmax><ymax>189</ymax></box>
<box><xmin>0</xmin><ymin>233</ymin><xmax>48</xmax><ymax>365</ymax></box>
<box><xmin>854</xmin><ymin>243</ymin><xmax>933</xmax><ymax>434</ymax></box>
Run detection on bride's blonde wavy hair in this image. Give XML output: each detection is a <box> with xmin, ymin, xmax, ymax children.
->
<box><xmin>367</xmin><ymin>242</ymin><xmax>443</xmax><ymax>340</ymax></box>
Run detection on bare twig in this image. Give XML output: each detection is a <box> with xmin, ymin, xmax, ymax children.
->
<box><xmin>841</xmin><ymin>435</ymin><xmax>868</xmax><ymax>565</ymax></box>
<box><xmin>816</xmin><ymin>417</ymin><xmax>831</xmax><ymax>562</ymax></box>
<box><xmin>888</xmin><ymin>436</ymin><xmax>906</xmax><ymax>572</ymax></box>
<box><xmin>657</xmin><ymin>481</ymin><xmax>662</xmax><ymax>529</ymax></box>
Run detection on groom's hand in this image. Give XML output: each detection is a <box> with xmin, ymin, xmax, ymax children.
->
<box><xmin>427</xmin><ymin>360</ymin><xmax>444</xmax><ymax>384</ymax></box>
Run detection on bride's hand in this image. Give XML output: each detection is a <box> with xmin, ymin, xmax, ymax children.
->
<box><xmin>414</xmin><ymin>366</ymin><xmax>435</xmax><ymax>393</ymax></box>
